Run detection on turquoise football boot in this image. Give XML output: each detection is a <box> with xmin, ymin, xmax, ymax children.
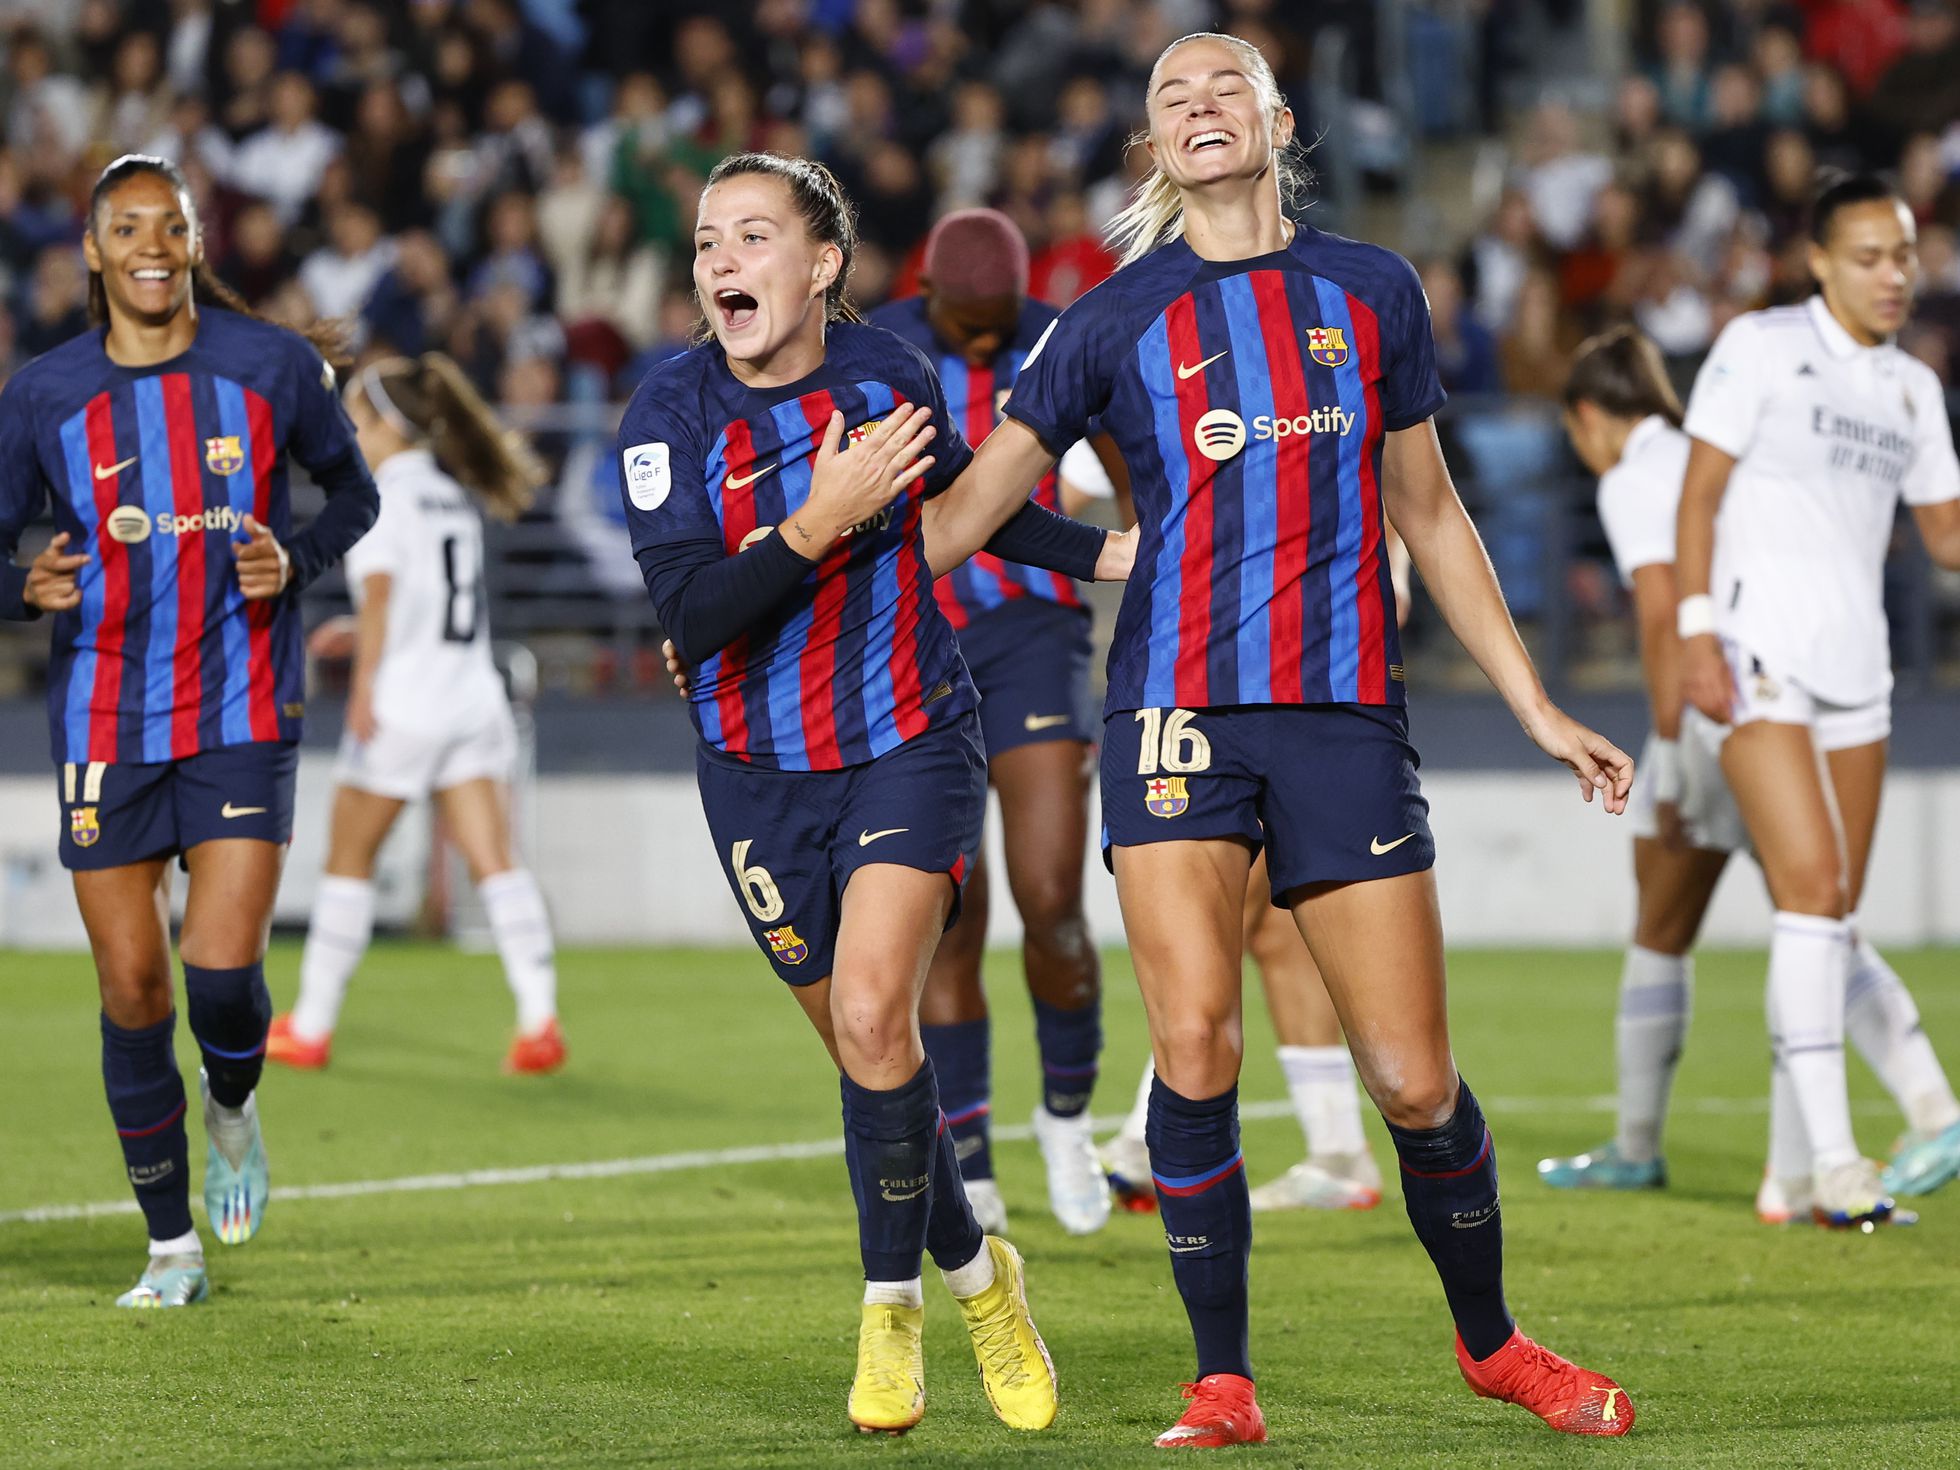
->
<box><xmin>115</xmin><ymin>1254</ymin><xmax>209</xmax><ymax>1308</ymax></box>
<box><xmin>1882</xmin><ymin>1120</ymin><xmax>1960</xmax><ymax>1197</ymax></box>
<box><xmin>1536</xmin><ymin>1142</ymin><xmax>1667</xmax><ymax>1191</ymax></box>
<box><xmin>201</xmin><ymin>1072</ymin><xmax>269</xmax><ymax>1246</ymax></box>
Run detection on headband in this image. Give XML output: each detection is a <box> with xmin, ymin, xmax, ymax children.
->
<box><xmin>359</xmin><ymin>362</ymin><xmax>422</xmax><ymax>442</ymax></box>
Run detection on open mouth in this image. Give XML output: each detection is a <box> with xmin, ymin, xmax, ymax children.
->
<box><xmin>130</xmin><ymin>267</ymin><xmax>173</xmax><ymax>284</ymax></box>
<box><xmin>715</xmin><ymin>287</ymin><xmax>759</xmax><ymax>331</ymax></box>
<box><xmin>1185</xmin><ymin>129</ymin><xmax>1234</xmax><ymax>155</ymax></box>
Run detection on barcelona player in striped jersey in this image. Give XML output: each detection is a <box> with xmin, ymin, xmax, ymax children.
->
<box><xmin>617</xmin><ymin>152</ymin><xmax>1131</xmax><ymax>1437</ymax></box>
<box><xmin>0</xmin><ymin>156</ymin><xmax>377</xmax><ymax>1308</ymax></box>
<box><xmin>923</xmin><ymin>33</ymin><xmax>1640</xmax><ymax>1447</ymax></box>
<box><xmin>872</xmin><ymin>211</ymin><xmax>1113</xmax><ymax>1239</ymax></box>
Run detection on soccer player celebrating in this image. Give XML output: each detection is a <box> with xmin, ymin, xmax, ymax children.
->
<box><xmin>871</xmin><ymin>210</ymin><xmax>1112</xmax><ymax>1237</ymax></box>
<box><xmin>617</xmin><ymin>152</ymin><xmax>1128</xmax><ymax>1436</ymax></box>
<box><xmin>267</xmin><ymin>353</ymin><xmax>564</xmax><ymax>1076</ymax></box>
<box><xmin>0</xmin><ymin>155</ymin><xmax>378</xmax><ymax>1307</ymax></box>
<box><xmin>934</xmin><ymin>31</ymin><xmax>1639</xmax><ymax>1445</ymax></box>
<box><xmin>1677</xmin><ymin>173</ymin><xmax>1960</xmax><ymax>1226</ymax></box>
<box><xmin>1541</xmin><ymin>325</ymin><xmax>1960</xmax><ymax>1216</ymax></box>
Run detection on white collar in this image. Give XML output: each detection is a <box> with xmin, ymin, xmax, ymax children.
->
<box><xmin>1620</xmin><ymin>413</ymin><xmax>1670</xmax><ymax>462</ymax></box>
<box><xmin>374</xmin><ymin>446</ymin><xmax>438</xmax><ymax>486</ymax></box>
<box><xmin>1806</xmin><ymin>293</ymin><xmax>1881</xmax><ymax>361</ymax></box>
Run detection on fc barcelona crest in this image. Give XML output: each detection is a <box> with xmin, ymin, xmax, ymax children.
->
<box><xmin>1306</xmin><ymin>327</ymin><xmax>1349</xmax><ymax>368</ymax></box>
<box><xmin>70</xmin><ymin>805</ymin><xmax>100</xmax><ymax>848</ymax></box>
<box><xmin>204</xmin><ymin>436</ymin><xmax>245</xmax><ymax>476</ymax></box>
<box><xmin>764</xmin><ymin>923</ymin><xmax>809</xmax><ymax>965</ymax></box>
<box><xmin>1144</xmin><ymin>776</ymin><xmax>1189</xmax><ymax>819</ymax></box>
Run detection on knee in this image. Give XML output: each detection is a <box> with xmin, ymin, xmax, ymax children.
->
<box><xmin>1018</xmin><ymin>880</ymin><xmax>1089</xmax><ymax>955</ymax></box>
<box><xmin>1156</xmin><ymin>1010</ymin><xmax>1243</xmax><ymax>1078</ymax></box>
<box><xmin>1367</xmin><ymin>1071</ymin><xmax>1460</xmax><ymax>1131</ymax></box>
<box><xmin>832</xmin><ymin>987</ymin><xmax>918</xmax><ymax>1069</ymax></box>
<box><xmin>97</xmin><ymin>961</ymin><xmax>172</xmax><ymax>1028</ymax></box>
<box><xmin>1244</xmin><ymin>909</ymin><xmax>1295</xmax><ymax>972</ymax></box>
<box><xmin>1775</xmin><ymin>860</ymin><xmax>1848</xmax><ymax>920</ymax></box>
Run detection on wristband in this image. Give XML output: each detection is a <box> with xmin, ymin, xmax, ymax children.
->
<box><xmin>1676</xmin><ymin>593</ymin><xmax>1716</xmax><ymax>639</ymax></box>
<box><xmin>1647</xmin><ymin>735</ymin><xmax>1683</xmax><ymax>804</ymax></box>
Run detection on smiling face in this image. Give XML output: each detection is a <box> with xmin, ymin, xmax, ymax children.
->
<box><xmin>1144</xmin><ymin>35</ymin><xmax>1293</xmax><ymax>199</ymax></box>
<box><xmin>692</xmin><ymin>171</ymin><xmax>839</xmax><ymax>372</ymax></box>
<box><xmin>1812</xmin><ymin>197</ymin><xmax>1918</xmax><ymax>344</ymax></box>
<box><xmin>82</xmin><ymin>169</ymin><xmax>201</xmax><ymax>327</ymax></box>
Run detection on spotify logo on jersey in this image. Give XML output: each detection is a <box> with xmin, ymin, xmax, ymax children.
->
<box><xmin>1191</xmin><ymin>408</ymin><xmax>1247</xmax><ymax>462</ymax></box>
<box><xmin>105</xmin><ymin>505</ymin><xmax>152</xmax><ymax>544</ymax></box>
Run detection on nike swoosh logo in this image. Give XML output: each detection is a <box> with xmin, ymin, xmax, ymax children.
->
<box><xmin>880</xmin><ymin>1186</ymin><xmax>927</xmax><ymax>1202</ymax></box>
<box><xmin>1176</xmin><ymin>350</ymin><xmax>1228</xmax><ymax>380</ymax></box>
<box><xmin>94</xmin><ymin>456</ymin><xmax>138</xmax><ymax>480</ymax></box>
<box><xmin>1370</xmin><ymin>833</ymin><xmax>1416</xmax><ymax>855</ymax></box>
<box><xmin>1023</xmin><ymin>713</ymin><xmax>1070</xmax><ymax>732</ymax></box>
<box><xmin>859</xmin><ymin>827</ymin><xmax>909</xmax><ymax>846</ymax></box>
<box><xmin>1167</xmin><ymin>1242</ymin><xmax>1207</xmax><ymax>1253</ymax></box>
<box><xmin>724</xmin><ymin>463</ymin><xmax>778</xmax><ymax>490</ymax></box>
<box><xmin>221</xmin><ymin>803</ymin><xmax>267</xmax><ymax>819</ymax></box>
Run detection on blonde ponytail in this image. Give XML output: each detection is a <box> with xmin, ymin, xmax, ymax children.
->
<box><xmin>359</xmin><ymin>353</ymin><xmax>545</xmax><ymax>522</ymax></box>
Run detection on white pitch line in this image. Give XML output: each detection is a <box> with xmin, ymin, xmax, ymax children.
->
<box><xmin>0</xmin><ymin>1094</ymin><xmax>1896</xmax><ymax>1227</ymax></box>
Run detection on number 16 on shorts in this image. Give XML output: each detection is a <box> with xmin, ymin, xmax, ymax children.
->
<box><xmin>1136</xmin><ymin>707</ymin><xmax>1210</xmax><ymax>817</ymax></box>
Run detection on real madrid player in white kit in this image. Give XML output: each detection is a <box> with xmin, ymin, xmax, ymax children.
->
<box><xmin>1677</xmin><ymin>174</ymin><xmax>1960</xmax><ymax>1227</ymax></box>
<box><xmin>268</xmin><ymin>353</ymin><xmax>566</xmax><ymax>1074</ymax></box>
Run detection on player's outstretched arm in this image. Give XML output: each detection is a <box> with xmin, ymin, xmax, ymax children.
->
<box><xmin>1382</xmin><ymin>420</ymin><xmax>1632</xmax><ymax>812</ymax></box>
<box><xmin>1912</xmin><ymin>498</ymin><xmax>1960</xmax><ymax>569</ymax></box>
<box><xmin>1673</xmin><ymin>437</ymin><xmax>1738</xmax><ymax>724</ymax></box>
<box><xmin>920</xmin><ymin>418</ymin><xmax>1132</xmax><ymax>582</ymax></box>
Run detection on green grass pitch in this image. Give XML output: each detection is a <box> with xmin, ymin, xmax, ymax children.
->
<box><xmin>2</xmin><ymin>943</ymin><xmax>1958</xmax><ymax>1467</ymax></box>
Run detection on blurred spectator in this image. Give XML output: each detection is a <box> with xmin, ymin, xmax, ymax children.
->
<box><xmin>218</xmin><ymin>199</ymin><xmax>298</xmax><ymax>307</ymax></box>
<box><xmin>17</xmin><ymin>244</ymin><xmax>88</xmax><ymax>359</ymax></box>
<box><xmin>1760</xmin><ymin>128</ymin><xmax>1818</xmax><ymax>247</ymax></box>
<box><xmin>91</xmin><ymin>30</ymin><xmax>171</xmax><ymax>157</ymax></box>
<box><xmin>299</xmin><ymin>200</ymin><xmax>395</xmax><ymax>322</ymax></box>
<box><xmin>1030</xmin><ymin>191</ymin><xmax>1115</xmax><ymax>307</ymax></box>
<box><xmin>556</xmin><ymin>194</ymin><xmax>662</xmax><ymax>371</ymax></box>
<box><xmin>1520</xmin><ymin>102</ymin><xmax>1612</xmax><ymax>251</ymax></box>
<box><xmin>1701</xmin><ymin>66</ymin><xmax>1768</xmax><ymax>203</ymax></box>
<box><xmin>1613</xmin><ymin>75</ymin><xmax>1663</xmax><ymax>157</ymax></box>
<box><xmin>229</xmin><ymin>71</ymin><xmax>340</xmax><ymax>224</ymax></box>
<box><xmin>1754</xmin><ymin>26</ymin><xmax>1806</xmax><ymax>128</ymax></box>
<box><xmin>1869</xmin><ymin>5</ymin><xmax>1960</xmax><ymax>141</ymax></box>
<box><xmin>362</xmin><ymin>229</ymin><xmax>460</xmax><ymax>358</ymax></box>
<box><xmin>1804</xmin><ymin>0</ymin><xmax>1908</xmax><ymax>98</ymax></box>
<box><xmin>1421</xmin><ymin>257</ymin><xmax>1503</xmax><ymax>394</ymax></box>
<box><xmin>468</xmin><ymin>189</ymin><xmax>550</xmax><ymax>309</ymax></box>
<box><xmin>1639</xmin><ymin>128</ymin><xmax>1738</xmax><ymax>277</ymax></box>
<box><xmin>931</xmin><ymin>81</ymin><xmax>1008</xmax><ymax>213</ymax></box>
<box><xmin>345</xmin><ymin>81</ymin><xmax>431</xmax><ymax>232</ymax></box>
<box><xmin>1464</xmin><ymin>187</ymin><xmax>1541</xmax><ymax>334</ymax></box>
<box><xmin>1650</xmin><ymin>2</ymin><xmax>1713</xmax><ymax>130</ymax></box>
<box><xmin>216</xmin><ymin>26</ymin><xmax>278</xmax><ymax>142</ymax></box>
<box><xmin>6</xmin><ymin>27</ymin><xmax>90</xmax><ymax>167</ymax></box>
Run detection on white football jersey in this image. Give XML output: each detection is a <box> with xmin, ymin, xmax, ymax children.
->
<box><xmin>1682</xmin><ymin>295</ymin><xmax>1960</xmax><ymax>704</ymax></box>
<box><xmin>342</xmin><ymin>447</ymin><xmax>508</xmax><ymax>734</ymax></box>
<box><xmin>1597</xmin><ymin>414</ymin><xmax>1692</xmax><ymax>587</ymax></box>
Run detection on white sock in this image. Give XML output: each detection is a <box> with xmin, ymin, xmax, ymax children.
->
<box><xmin>1614</xmin><ymin>947</ymin><xmax>1692</xmax><ymax>1163</ymax></box>
<box><xmin>940</xmin><ymin>1243</ymin><xmax>997</xmax><ymax>1298</ymax></box>
<box><xmin>202</xmin><ymin>1079</ymin><xmax>257</xmax><ymax>1168</ymax></box>
<box><xmin>291</xmin><ymin>875</ymin><xmax>375</xmax><ymax>1041</ymax></box>
<box><xmin>1116</xmin><ymin>1055</ymin><xmax>1154</xmax><ymax>1144</ymax></box>
<box><xmin>1768</xmin><ymin>912</ymin><xmax>1857</xmax><ymax>1173</ymax></box>
<box><xmin>149</xmin><ymin>1227</ymin><xmax>202</xmax><ymax>1258</ymax></box>
<box><xmin>1277</xmin><ymin>1044</ymin><xmax>1368</xmax><ymax>1159</ymax></box>
<box><xmin>1767</xmin><ymin>1056</ymin><xmax>1811</xmax><ymax>1183</ymax></box>
<box><xmin>863</xmin><ymin>1278</ymin><xmax>924</xmax><ymax>1309</ymax></box>
<box><xmin>1844</xmin><ymin>935</ymin><xmax>1960</xmax><ymax>1136</ymax></box>
<box><xmin>480</xmin><ymin>869</ymin><xmax>557</xmax><ymax>1032</ymax></box>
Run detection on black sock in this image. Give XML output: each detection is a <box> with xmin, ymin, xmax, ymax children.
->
<box><xmin>839</xmin><ymin>1060</ymin><xmax>939</xmax><ymax>1282</ymax></box>
<box><xmin>924</xmin><ymin>1110</ymin><xmax>986</xmax><ymax>1272</ymax></box>
<box><xmin>1146</xmin><ymin>1076</ymin><xmax>1253</xmax><ymax>1381</ymax></box>
<box><xmin>1386</xmin><ymin>1078</ymin><xmax>1516</xmax><ymax>1361</ymax></box>
<box><xmin>920</xmin><ymin>1019</ymin><xmax>993</xmax><ymax>1179</ymax></box>
<box><xmin>183</xmin><ymin>962</ymin><xmax>271</xmax><ymax>1108</ymax></box>
<box><xmin>1031</xmin><ymin>995</ymin><xmax>1101</xmax><ymax>1118</ymax></box>
<box><xmin>101</xmin><ymin>1012</ymin><xmax>192</xmax><ymax>1241</ymax></box>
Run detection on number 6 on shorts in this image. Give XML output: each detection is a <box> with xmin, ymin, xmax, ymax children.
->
<box><xmin>731</xmin><ymin>839</ymin><xmax>785</xmax><ymax>922</ymax></box>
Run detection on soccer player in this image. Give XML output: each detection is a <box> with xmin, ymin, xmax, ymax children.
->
<box><xmin>929</xmin><ymin>31</ymin><xmax>1640</xmax><ymax>1446</ymax></box>
<box><xmin>1677</xmin><ymin>172</ymin><xmax>1960</xmax><ymax>1227</ymax></box>
<box><xmin>618</xmin><ymin>151</ymin><xmax>1129</xmax><ymax>1436</ymax></box>
<box><xmin>265</xmin><ymin>353</ymin><xmax>564</xmax><ymax>1076</ymax></box>
<box><xmin>0</xmin><ymin>155</ymin><xmax>377</xmax><ymax>1307</ymax></box>
<box><xmin>871</xmin><ymin>210</ymin><xmax>1111</xmax><ymax>1237</ymax></box>
<box><xmin>1540</xmin><ymin>325</ymin><xmax>1960</xmax><ymax>1218</ymax></box>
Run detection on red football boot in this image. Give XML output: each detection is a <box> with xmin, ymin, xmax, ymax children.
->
<box><xmin>505</xmin><ymin>1018</ymin><xmax>566</xmax><ymax>1075</ymax></box>
<box><xmin>1153</xmin><ymin>1374</ymin><xmax>1267</xmax><ymax>1449</ymax></box>
<box><xmin>1456</xmin><ymin>1329</ymin><xmax>1634</xmax><ymax>1436</ymax></box>
<box><xmin>264</xmin><ymin>1013</ymin><xmax>331</xmax><ymax>1070</ymax></box>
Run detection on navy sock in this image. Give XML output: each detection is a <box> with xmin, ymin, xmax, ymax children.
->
<box><xmin>1147</xmin><ymin>1077</ymin><xmax>1253</xmax><ymax>1381</ymax></box>
<box><xmin>839</xmin><ymin>1060</ymin><xmax>939</xmax><ymax>1282</ymax></box>
<box><xmin>924</xmin><ymin>1111</ymin><xmax>986</xmax><ymax>1271</ymax></box>
<box><xmin>183</xmin><ymin>962</ymin><xmax>271</xmax><ymax>1109</ymax></box>
<box><xmin>920</xmin><ymin>1019</ymin><xmax>993</xmax><ymax>1180</ymax></box>
<box><xmin>1386</xmin><ymin>1078</ymin><xmax>1515</xmax><ymax>1361</ymax></box>
<box><xmin>1032</xmin><ymin>995</ymin><xmax>1101</xmax><ymax>1118</ymax></box>
<box><xmin>101</xmin><ymin>1013</ymin><xmax>193</xmax><ymax>1241</ymax></box>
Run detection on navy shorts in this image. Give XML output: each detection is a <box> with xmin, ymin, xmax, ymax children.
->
<box><xmin>57</xmin><ymin>741</ymin><xmax>299</xmax><ymax>871</ymax></box>
<box><xmin>1100</xmin><ymin>704</ymin><xmax>1434</xmax><ymax>904</ymax></box>
<box><xmin>960</xmin><ymin>600</ymin><xmax>1096</xmax><ymax>760</ymax></box>
<box><xmin>697</xmin><ymin>712</ymin><xmax>987</xmax><ymax>985</ymax></box>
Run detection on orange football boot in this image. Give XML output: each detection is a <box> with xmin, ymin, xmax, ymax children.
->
<box><xmin>1455</xmin><ymin>1329</ymin><xmax>1634</xmax><ymax>1436</ymax></box>
<box><xmin>264</xmin><ymin>1013</ymin><xmax>330</xmax><ymax>1070</ymax></box>
<box><xmin>505</xmin><ymin>1018</ymin><xmax>566</xmax><ymax>1075</ymax></box>
<box><xmin>1153</xmin><ymin>1373</ymin><xmax>1266</xmax><ymax>1448</ymax></box>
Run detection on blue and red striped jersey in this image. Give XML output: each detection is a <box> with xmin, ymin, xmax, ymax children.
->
<box><xmin>0</xmin><ymin>308</ymin><xmax>371</xmax><ymax>764</ymax></box>
<box><xmin>618</xmin><ymin>322</ymin><xmax>977</xmax><ymax>771</ymax></box>
<box><xmin>1006</xmin><ymin>229</ymin><xmax>1446</xmax><ymax>713</ymax></box>
<box><xmin>868</xmin><ymin>296</ymin><xmax>1085</xmax><ymax>631</ymax></box>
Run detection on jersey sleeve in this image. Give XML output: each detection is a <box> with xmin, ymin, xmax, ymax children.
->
<box><xmin>1902</xmin><ymin>371</ymin><xmax>1960</xmax><ymax>508</ymax></box>
<box><xmin>1378</xmin><ymin>256</ymin><xmax>1448</xmax><ymax>430</ymax></box>
<box><xmin>1681</xmin><ymin>316</ymin><xmax>1769</xmax><ymax>459</ymax></box>
<box><xmin>1596</xmin><ymin>464</ymin><xmax>1675</xmax><ymax>586</ymax></box>
<box><xmin>617</xmin><ymin>369</ymin><xmax>718</xmax><ymax>558</ymax></box>
<box><xmin>0</xmin><ymin>376</ymin><xmax>47</xmax><ymax>620</ymax></box>
<box><xmin>280</xmin><ymin>335</ymin><xmax>381</xmax><ymax>590</ymax></box>
<box><xmin>1002</xmin><ymin>295</ymin><xmax>1119</xmax><ymax>454</ymax></box>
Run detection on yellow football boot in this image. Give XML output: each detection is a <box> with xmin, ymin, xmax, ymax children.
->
<box><xmin>951</xmin><ymin>1236</ymin><xmax>1058</xmax><ymax>1430</ymax></box>
<box><xmin>847</xmin><ymin>1301</ymin><xmax>926</xmax><ymax>1435</ymax></box>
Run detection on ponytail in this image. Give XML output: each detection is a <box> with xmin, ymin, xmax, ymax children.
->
<box><xmin>358</xmin><ymin>352</ymin><xmax>543</xmax><ymax>521</ymax></box>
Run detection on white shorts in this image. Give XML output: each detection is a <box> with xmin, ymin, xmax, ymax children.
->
<box><xmin>333</xmin><ymin>705</ymin><xmax>519</xmax><ymax>802</ymax></box>
<box><xmin>1718</xmin><ymin>640</ymin><xmax>1892</xmax><ymax>753</ymax></box>
<box><xmin>1628</xmin><ymin>717</ymin><xmax>1749</xmax><ymax>854</ymax></box>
